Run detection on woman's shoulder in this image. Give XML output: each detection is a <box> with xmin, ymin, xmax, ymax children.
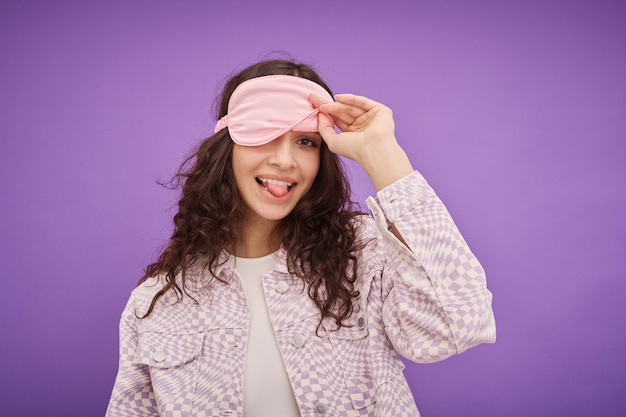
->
<box><xmin>125</xmin><ymin>275</ymin><xmax>187</xmax><ymax>316</ymax></box>
<box><xmin>352</xmin><ymin>213</ymin><xmax>385</xmax><ymax>266</ymax></box>
<box><xmin>353</xmin><ymin>212</ymin><xmax>383</xmax><ymax>243</ymax></box>
<box><xmin>124</xmin><ymin>275</ymin><xmax>206</xmax><ymax>333</ymax></box>
<box><xmin>130</xmin><ymin>275</ymin><xmax>167</xmax><ymax>300</ymax></box>
<box><xmin>122</xmin><ymin>276</ymin><xmax>162</xmax><ymax>315</ymax></box>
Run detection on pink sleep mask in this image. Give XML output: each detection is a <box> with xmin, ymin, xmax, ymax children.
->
<box><xmin>214</xmin><ymin>74</ymin><xmax>334</xmax><ymax>146</ymax></box>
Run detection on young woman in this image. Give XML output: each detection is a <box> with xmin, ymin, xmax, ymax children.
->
<box><xmin>106</xmin><ymin>59</ymin><xmax>496</xmax><ymax>417</ymax></box>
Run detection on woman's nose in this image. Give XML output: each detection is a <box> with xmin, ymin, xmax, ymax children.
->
<box><xmin>268</xmin><ymin>135</ymin><xmax>296</xmax><ymax>168</ymax></box>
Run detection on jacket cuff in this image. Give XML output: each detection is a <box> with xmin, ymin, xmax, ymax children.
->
<box><xmin>366</xmin><ymin>171</ymin><xmax>435</xmax><ymax>225</ymax></box>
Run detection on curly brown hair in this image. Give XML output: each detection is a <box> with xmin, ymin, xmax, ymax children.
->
<box><xmin>139</xmin><ymin>59</ymin><xmax>368</xmax><ymax>331</ymax></box>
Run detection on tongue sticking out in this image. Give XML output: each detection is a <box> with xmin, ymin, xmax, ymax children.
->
<box><xmin>264</xmin><ymin>182</ymin><xmax>290</xmax><ymax>197</ymax></box>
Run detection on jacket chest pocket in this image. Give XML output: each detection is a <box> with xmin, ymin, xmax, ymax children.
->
<box><xmin>135</xmin><ymin>331</ymin><xmax>204</xmax><ymax>413</ymax></box>
<box><xmin>324</xmin><ymin>319</ymin><xmax>377</xmax><ymax>410</ymax></box>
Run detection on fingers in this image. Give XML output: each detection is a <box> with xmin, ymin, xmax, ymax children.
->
<box><xmin>319</xmin><ymin>94</ymin><xmax>387</xmax><ymax>129</ymax></box>
<box><xmin>320</xmin><ymin>101</ymin><xmax>362</xmax><ymax>120</ymax></box>
<box><xmin>317</xmin><ymin>112</ymin><xmax>336</xmax><ymax>137</ymax></box>
<box><xmin>317</xmin><ymin>113</ymin><xmax>340</xmax><ymax>150</ymax></box>
<box><xmin>321</xmin><ymin>103</ymin><xmax>377</xmax><ymax>133</ymax></box>
<box><xmin>313</xmin><ymin>92</ymin><xmax>391</xmax><ymax>136</ymax></box>
<box><xmin>334</xmin><ymin>93</ymin><xmax>380</xmax><ymax>111</ymax></box>
<box><xmin>309</xmin><ymin>93</ymin><xmax>352</xmax><ymax>129</ymax></box>
<box><xmin>309</xmin><ymin>93</ymin><xmax>333</xmax><ymax>108</ymax></box>
<box><xmin>319</xmin><ymin>100</ymin><xmax>368</xmax><ymax>130</ymax></box>
<box><xmin>311</xmin><ymin>93</ymin><xmax>383</xmax><ymax>114</ymax></box>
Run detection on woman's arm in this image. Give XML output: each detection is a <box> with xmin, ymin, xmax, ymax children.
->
<box><xmin>106</xmin><ymin>296</ymin><xmax>159</xmax><ymax>416</ymax></box>
<box><xmin>312</xmin><ymin>93</ymin><xmax>414</xmax><ymax>191</ymax></box>
<box><xmin>311</xmin><ymin>93</ymin><xmax>414</xmax><ymax>245</ymax></box>
<box><xmin>366</xmin><ymin>171</ymin><xmax>496</xmax><ymax>362</ymax></box>
<box><xmin>312</xmin><ymin>93</ymin><xmax>495</xmax><ymax>362</ymax></box>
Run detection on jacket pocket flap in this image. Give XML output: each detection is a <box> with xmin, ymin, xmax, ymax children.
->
<box><xmin>135</xmin><ymin>331</ymin><xmax>203</xmax><ymax>369</ymax></box>
<box><xmin>324</xmin><ymin>316</ymin><xmax>369</xmax><ymax>340</ymax></box>
<box><xmin>347</xmin><ymin>375</ymin><xmax>376</xmax><ymax>409</ymax></box>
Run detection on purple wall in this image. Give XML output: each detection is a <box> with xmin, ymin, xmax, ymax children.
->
<box><xmin>1</xmin><ymin>1</ymin><xmax>624</xmax><ymax>416</ymax></box>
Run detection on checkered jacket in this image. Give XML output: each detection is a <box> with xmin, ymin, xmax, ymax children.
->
<box><xmin>106</xmin><ymin>171</ymin><xmax>496</xmax><ymax>416</ymax></box>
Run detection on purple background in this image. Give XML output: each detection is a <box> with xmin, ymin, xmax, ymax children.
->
<box><xmin>1</xmin><ymin>1</ymin><xmax>624</xmax><ymax>416</ymax></box>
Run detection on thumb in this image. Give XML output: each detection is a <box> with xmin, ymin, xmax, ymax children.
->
<box><xmin>317</xmin><ymin>112</ymin><xmax>337</xmax><ymax>144</ymax></box>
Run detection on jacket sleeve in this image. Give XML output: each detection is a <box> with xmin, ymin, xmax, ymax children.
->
<box><xmin>365</xmin><ymin>171</ymin><xmax>496</xmax><ymax>363</ymax></box>
<box><xmin>106</xmin><ymin>294</ymin><xmax>159</xmax><ymax>416</ymax></box>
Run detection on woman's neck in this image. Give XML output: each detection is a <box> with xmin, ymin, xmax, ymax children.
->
<box><xmin>234</xmin><ymin>219</ymin><xmax>282</xmax><ymax>258</ymax></box>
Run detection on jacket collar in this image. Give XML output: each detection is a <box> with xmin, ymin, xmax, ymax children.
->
<box><xmin>185</xmin><ymin>247</ymin><xmax>291</xmax><ymax>290</ymax></box>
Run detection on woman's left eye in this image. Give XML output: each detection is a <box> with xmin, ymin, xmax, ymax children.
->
<box><xmin>297</xmin><ymin>137</ymin><xmax>318</xmax><ymax>147</ymax></box>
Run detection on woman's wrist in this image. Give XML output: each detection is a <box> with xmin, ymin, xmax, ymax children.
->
<box><xmin>359</xmin><ymin>140</ymin><xmax>414</xmax><ymax>191</ymax></box>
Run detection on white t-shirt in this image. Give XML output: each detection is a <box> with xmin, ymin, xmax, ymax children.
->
<box><xmin>234</xmin><ymin>253</ymin><xmax>301</xmax><ymax>417</ymax></box>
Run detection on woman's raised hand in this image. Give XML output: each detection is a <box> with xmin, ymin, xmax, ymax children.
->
<box><xmin>310</xmin><ymin>93</ymin><xmax>414</xmax><ymax>191</ymax></box>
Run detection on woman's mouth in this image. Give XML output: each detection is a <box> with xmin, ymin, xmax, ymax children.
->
<box><xmin>256</xmin><ymin>177</ymin><xmax>294</xmax><ymax>197</ymax></box>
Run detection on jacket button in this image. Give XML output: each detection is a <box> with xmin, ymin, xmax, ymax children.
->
<box><xmin>292</xmin><ymin>334</ymin><xmax>306</xmax><ymax>348</ymax></box>
<box><xmin>357</xmin><ymin>316</ymin><xmax>366</xmax><ymax>329</ymax></box>
<box><xmin>314</xmin><ymin>401</ymin><xmax>328</xmax><ymax>414</ymax></box>
<box><xmin>152</xmin><ymin>351</ymin><xmax>166</xmax><ymax>362</ymax></box>
<box><xmin>275</xmin><ymin>281</ymin><xmax>289</xmax><ymax>293</ymax></box>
